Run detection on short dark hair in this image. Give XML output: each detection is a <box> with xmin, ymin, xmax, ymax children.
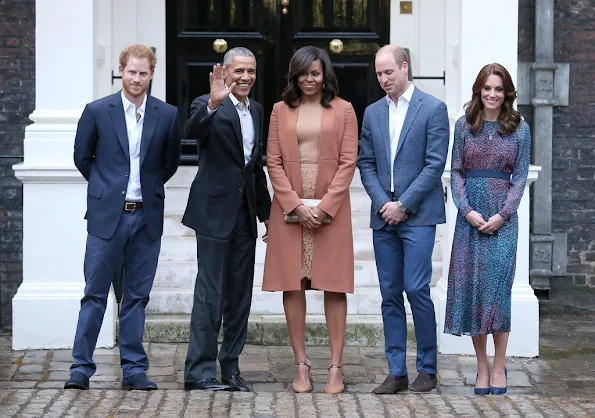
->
<box><xmin>282</xmin><ymin>46</ymin><xmax>339</xmax><ymax>109</ymax></box>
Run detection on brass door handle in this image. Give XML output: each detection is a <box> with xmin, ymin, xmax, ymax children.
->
<box><xmin>213</xmin><ymin>39</ymin><xmax>228</xmax><ymax>54</ymax></box>
<box><xmin>281</xmin><ymin>0</ymin><xmax>289</xmax><ymax>14</ymax></box>
<box><xmin>329</xmin><ymin>39</ymin><xmax>344</xmax><ymax>54</ymax></box>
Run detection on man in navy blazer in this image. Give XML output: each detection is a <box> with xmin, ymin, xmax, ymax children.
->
<box><xmin>358</xmin><ymin>45</ymin><xmax>449</xmax><ymax>394</ymax></box>
<box><xmin>65</xmin><ymin>45</ymin><xmax>181</xmax><ymax>391</ymax></box>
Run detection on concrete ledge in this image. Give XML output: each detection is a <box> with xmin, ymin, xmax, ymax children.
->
<box><xmin>138</xmin><ymin>315</ymin><xmax>416</xmax><ymax>347</ymax></box>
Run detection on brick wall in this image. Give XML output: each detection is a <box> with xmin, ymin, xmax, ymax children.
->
<box><xmin>519</xmin><ymin>0</ymin><xmax>595</xmax><ymax>288</ymax></box>
<box><xmin>0</xmin><ymin>0</ymin><xmax>35</xmax><ymax>329</ymax></box>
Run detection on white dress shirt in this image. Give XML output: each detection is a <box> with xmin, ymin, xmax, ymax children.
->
<box><xmin>122</xmin><ymin>91</ymin><xmax>146</xmax><ymax>202</ymax></box>
<box><xmin>386</xmin><ymin>82</ymin><xmax>415</xmax><ymax>192</ymax></box>
<box><xmin>208</xmin><ymin>95</ymin><xmax>255</xmax><ymax>165</ymax></box>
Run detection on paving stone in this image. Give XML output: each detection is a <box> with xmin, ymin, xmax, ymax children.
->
<box><xmin>253</xmin><ymin>382</ymin><xmax>286</xmax><ymax>392</ymax></box>
<box><xmin>36</xmin><ymin>381</ymin><xmax>67</xmax><ymax>389</ymax></box>
<box><xmin>146</xmin><ymin>366</ymin><xmax>176</xmax><ymax>376</ymax></box>
<box><xmin>48</xmin><ymin>361</ymin><xmax>73</xmax><ymax>371</ymax></box>
<box><xmin>438</xmin><ymin>369</ymin><xmax>459</xmax><ymax>380</ymax></box>
<box><xmin>524</xmin><ymin>362</ymin><xmax>554</xmax><ymax>375</ymax></box>
<box><xmin>17</xmin><ymin>364</ymin><xmax>44</xmax><ymax>373</ymax></box>
<box><xmin>47</xmin><ymin>371</ymin><xmax>71</xmax><ymax>381</ymax></box>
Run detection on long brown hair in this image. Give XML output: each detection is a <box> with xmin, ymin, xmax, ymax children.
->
<box><xmin>282</xmin><ymin>46</ymin><xmax>339</xmax><ymax>109</ymax></box>
<box><xmin>465</xmin><ymin>63</ymin><xmax>520</xmax><ymax>136</ymax></box>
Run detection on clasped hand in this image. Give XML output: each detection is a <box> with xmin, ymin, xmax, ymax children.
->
<box><xmin>465</xmin><ymin>210</ymin><xmax>504</xmax><ymax>234</ymax></box>
<box><xmin>380</xmin><ymin>201</ymin><xmax>408</xmax><ymax>225</ymax></box>
<box><xmin>294</xmin><ymin>205</ymin><xmax>327</xmax><ymax>229</ymax></box>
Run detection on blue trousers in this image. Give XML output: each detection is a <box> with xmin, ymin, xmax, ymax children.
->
<box><xmin>373</xmin><ymin>222</ymin><xmax>437</xmax><ymax>377</ymax></box>
<box><xmin>70</xmin><ymin>209</ymin><xmax>160</xmax><ymax>378</ymax></box>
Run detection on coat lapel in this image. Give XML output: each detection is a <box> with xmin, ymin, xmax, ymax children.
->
<box><xmin>140</xmin><ymin>96</ymin><xmax>159</xmax><ymax>165</ymax></box>
<box><xmin>395</xmin><ymin>89</ymin><xmax>422</xmax><ymax>157</ymax></box>
<box><xmin>220</xmin><ymin>97</ymin><xmax>244</xmax><ymax>152</ymax></box>
<box><xmin>378</xmin><ymin>100</ymin><xmax>391</xmax><ymax>168</ymax></box>
<box><xmin>248</xmin><ymin>102</ymin><xmax>261</xmax><ymax>163</ymax></box>
<box><xmin>108</xmin><ymin>93</ymin><xmax>130</xmax><ymax>159</ymax></box>
<box><xmin>284</xmin><ymin>104</ymin><xmax>302</xmax><ymax>195</ymax></box>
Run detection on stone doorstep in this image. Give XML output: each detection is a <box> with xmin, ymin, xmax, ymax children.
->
<box><xmin>133</xmin><ymin>315</ymin><xmax>416</xmax><ymax>347</ymax></box>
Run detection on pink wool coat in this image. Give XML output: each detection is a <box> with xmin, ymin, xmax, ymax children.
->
<box><xmin>262</xmin><ymin>97</ymin><xmax>358</xmax><ymax>293</ymax></box>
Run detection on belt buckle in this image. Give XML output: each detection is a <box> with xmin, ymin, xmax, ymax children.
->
<box><xmin>124</xmin><ymin>202</ymin><xmax>136</xmax><ymax>212</ymax></box>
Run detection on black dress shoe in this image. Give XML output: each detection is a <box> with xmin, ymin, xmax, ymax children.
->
<box><xmin>222</xmin><ymin>374</ymin><xmax>251</xmax><ymax>392</ymax></box>
<box><xmin>64</xmin><ymin>371</ymin><xmax>90</xmax><ymax>390</ymax></box>
<box><xmin>372</xmin><ymin>374</ymin><xmax>409</xmax><ymax>394</ymax></box>
<box><xmin>184</xmin><ymin>377</ymin><xmax>231</xmax><ymax>391</ymax></box>
<box><xmin>409</xmin><ymin>371</ymin><xmax>437</xmax><ymax>392</ymax></box>
<box><xmin>122</xmin><ymin>372</ymin><xmax>158</xmax><ymax>391</ymax></box>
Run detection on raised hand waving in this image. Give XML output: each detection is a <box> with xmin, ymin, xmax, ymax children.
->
<box><xmin>207</xmin><ymin>64</ymin><xmax>236</xmax><ymax>110</ymax></box>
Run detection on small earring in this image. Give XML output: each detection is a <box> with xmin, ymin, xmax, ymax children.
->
<box><xmin>322</xmin><ymin>83</ymin><xmax>326</xmax><ymax>90</ymax></box>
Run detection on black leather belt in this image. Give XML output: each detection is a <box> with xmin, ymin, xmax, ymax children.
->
<box><xmin>465</xmin><ymin>170</ymin><xmax>511</xmax><ymax>181</ymax></box>
<box><xmin>124</xmin><ymin>201</ymin><xmax>143</xmax><ymax>212</ymax></box>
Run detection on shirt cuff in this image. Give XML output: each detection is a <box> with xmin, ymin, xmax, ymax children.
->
<box><xmin>206</xmin><ymin>106</ymin><xmax>218</xmax><ymax>116</ymax></box>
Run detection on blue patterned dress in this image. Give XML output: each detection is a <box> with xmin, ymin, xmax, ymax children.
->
<box><xmin>444</xmin><ymin>116</ymin><xmax>531</xmax><ymax>336</ymax></box>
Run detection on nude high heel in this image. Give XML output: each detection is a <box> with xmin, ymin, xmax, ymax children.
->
<box><xmin>324</xmin><ymin>365</ymin><xmax>344</xmax><ymax>394</ymax></box>
<box><xmin>292</xmin><ymin>362</ymin><xmax>313</xmax><ymax>393</ymax></box>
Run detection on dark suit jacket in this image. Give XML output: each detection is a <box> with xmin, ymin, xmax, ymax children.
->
<box><xmin>73</xmin><ymin>91</ymin><xmax>181</xmax><ymax>241</ymax></box>
<box><xmin>182</xmin><ymin>94</ymin><xmax>271</xmax><ymax>239</ymax></box>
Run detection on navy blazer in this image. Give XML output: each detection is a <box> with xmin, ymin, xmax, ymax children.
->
<box><xmin>74</xmin><ymin>91</ymin><xmax>181</xmax><ymax>241</ymax></box>
<box><xmin>357</xmin><ymin>88</ymin><xmax>450</xmax><ymax>229</ymax></box>
<box><xmin>181</xmin><ymin>94</ymin><xmax>271</xmax><ymax>239</ymax></box>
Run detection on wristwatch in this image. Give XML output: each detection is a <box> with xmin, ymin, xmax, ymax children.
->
<box><xmin>396</xmin><ymin>200</ymin><xmax>410</xmax><ymax>213</ymax></box>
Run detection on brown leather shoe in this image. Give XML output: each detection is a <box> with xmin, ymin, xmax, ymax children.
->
<box><xmin>372</xmin><ymin>374</ymin><xmax>409</xmax><ymax>394</ymax></box>
<box><xmin>409</xmin><ymin>371</ymin><xmax>437</xmax><ymax>392</ymax></box>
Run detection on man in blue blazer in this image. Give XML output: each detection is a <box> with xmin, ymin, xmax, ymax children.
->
<box><xmin>65</xmin><ymin>45</ymin><xmax>181</xmax><ymax>391</ymax></box>
<box><xmin>358</xmin><ymin>45</ymin><xmax>449</xmax><ymax>393</ymax></box>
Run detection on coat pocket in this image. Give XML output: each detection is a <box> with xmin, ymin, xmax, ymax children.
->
<box><xmin>156</xmin><ymin>185</ymin><xmax>165</xmax><ymax>199</ymax></box>
<box><xmin>87</xmin><ymin>183</ymin><xmax>103</xmax><ymax>199</ymax></box>
<box><xmin>192</xmin><ymin>183</ymin><xmax>226</xmax><ymax>197</ymax></box>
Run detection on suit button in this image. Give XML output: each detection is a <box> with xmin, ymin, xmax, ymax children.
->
<box><xmin>122</xmin><ymin>191</ymin><xmax>125</xmax><ymax>195</ymax></box>
<box><xmin>126</xmin><ymin>173</ymin><xmax>129</xmax><ymax>177</ymax></box>
<box><xmin>238</xmin><ymin>187</ymin><xmax>243</xmax><ymax>193</ymax></box>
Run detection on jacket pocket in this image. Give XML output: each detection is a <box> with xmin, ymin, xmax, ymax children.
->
<box><xmin>156</xmin><ymin>185</ymin><xmax>165</xmax><ymax>199</ymax></box>
<box><xmin>192</xmin><ymin>183</ymin><xmax>226</xmax><ymax>197</ymax></box>
<box><xmin>87</xmin><ymin>183</ymin><xmax>103</xmax><ymax>199</ymax></box>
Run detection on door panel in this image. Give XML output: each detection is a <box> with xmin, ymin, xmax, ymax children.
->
<box><xmin>167</xmin><ymin>0</ymin><xmax>390</xmax><ymax>164</ymax></box>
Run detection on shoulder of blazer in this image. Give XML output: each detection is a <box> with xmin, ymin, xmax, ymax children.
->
<box><xmin>88</xmin><ymin>92</ymin><xmax>121</xmax><ymax>111</ymax></box>
<box><xmin>413</xmin><ymin>87</ymin><xmax>444</xmax><ymax>109</ymax></box>
<box><xmin>366</xmin><ymin>96</ymin><xmax>387</xmax><ymax>113</ymax></box>
<box><xmin>329</xmin><ymin>96</ymin><xmax>351</xmax><ymax>111</ymax></box>
<box><xmin>147</xmin><ymin>94</ymin><xmax>175</xmax><ymax>111</ymax></box>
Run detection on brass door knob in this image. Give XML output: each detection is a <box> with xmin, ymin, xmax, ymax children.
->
<box><xmin>213</xmin><ymin>39</ymin><xmax>228</xmax><ymax>54</ymax></box>
<box><xmin>281</xmin><ymin>0</ymin><xmax>290</xmax><ymax>14</ymax></box>
<box><xmin>329</xmin><ymin>39</ymin><xmax>343</xmax><ymax>54</ymax></box>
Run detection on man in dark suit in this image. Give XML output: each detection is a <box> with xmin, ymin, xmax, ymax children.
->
<box><xmin>64</xmin><ymin>44</ymin><xmax>181</xmax><ymax>391</ymax></box>
<box><xmin>358</xmin><ymin>45</ymin><xmax>450</xmax><ymax>394</ymax></box>
<box><xmin>182</xmin><ymin>47</ymin><xmax>271</xmax><ymax>392</ymax></box>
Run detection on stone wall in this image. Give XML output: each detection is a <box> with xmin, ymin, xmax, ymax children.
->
<box><xmin>0</xmin><ymin>0</ymin><xmax>35</xmax><ymax>329</ymax></box>
<box><xmin>519</xmin><ymin>0</ymin><xmax>595</xmax><ymax>288</ymax></box>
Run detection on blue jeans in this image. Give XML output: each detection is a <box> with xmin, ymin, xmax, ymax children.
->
<box><xmin>373</xmin><ymin>222</ymin><xmax>437</xmax><ymax>377</ymax></box>
<box><xmin>70</xmin><ymin>209</ymin><xmax>160</xmax><ymax>378</ymax></box>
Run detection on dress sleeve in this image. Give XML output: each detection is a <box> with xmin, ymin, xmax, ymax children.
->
<box><xmin>450</xmin><ymin>118</ymin><xmax>474</xmax><ymax>216</ymax></box>
<box><xmin>498</xmin><ymin>121</ymin><xmax>531</xmax><ymax>220</ymax></box>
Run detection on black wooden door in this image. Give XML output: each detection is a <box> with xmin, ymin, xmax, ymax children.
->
<box><xmin>166</xmin><ymin>0</ymin><xmax>390</xmax><ymax>164</ymax></box>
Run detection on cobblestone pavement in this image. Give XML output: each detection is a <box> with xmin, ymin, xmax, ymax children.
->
<box><xmin>1</xmin><ymin>305</ymin><xmax>595</xmax><ymax>416</ymax></box>
<box><xmin>1</xmin><ymin>390</ymin><xmax>595</xmax><ymax>417</ymax></box>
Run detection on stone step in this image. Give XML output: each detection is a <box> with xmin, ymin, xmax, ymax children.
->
<box><xmin>147</xmin><ymin>261</ymin><xmax>443</xmax><ymax>315</ymax></box>
<box><xmin>139</xmin><ymin>314</ymin><xmax>416</xmax><ymax>346</ymax></box>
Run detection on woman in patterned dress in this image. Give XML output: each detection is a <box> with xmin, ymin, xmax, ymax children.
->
<box><xmin>262</xmin><ymin>46</ymin><xmax>358</xmax><ymax>394</ymax></box>
<box><xmin>444</xmin><ymin>63</ymin><xmax>531</xmax><ymax>395</ymax></box>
